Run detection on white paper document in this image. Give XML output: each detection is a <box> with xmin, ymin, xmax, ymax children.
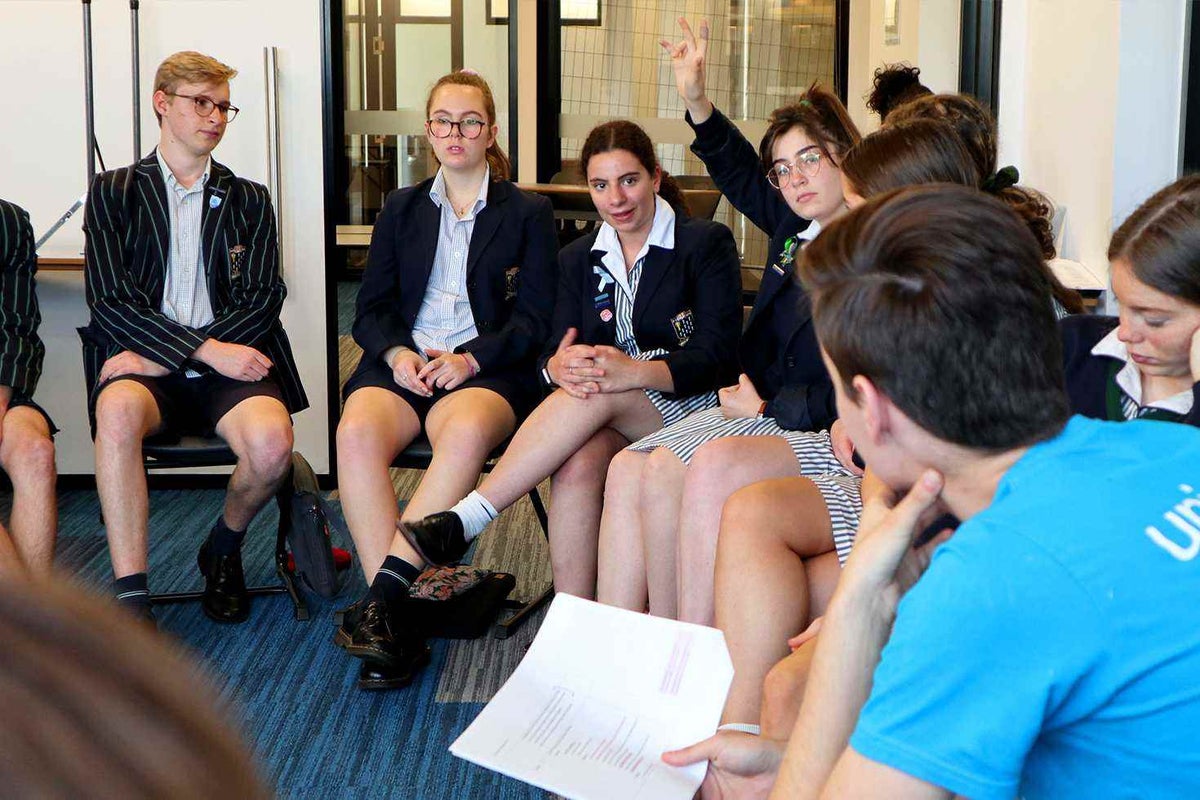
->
<box><xmin>450</xmin><ymin>593</ymin><xmax>734</xmax><ymax>800</ymax></box>
<box><xmin>1047</xmin><ymin>257</ymin><xmax>1106</xmax><ymax>291</ymax></box>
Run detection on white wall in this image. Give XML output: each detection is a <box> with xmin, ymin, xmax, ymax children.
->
<box><xmin>0</xmin><ymin>0</ymin><xmax>329</xmax><ymax>473</ymax></box>
<box><xmin>848</xmin><ymin>0</ymin><xmax>923</xmax><ymax>133</ymax></box>
<box><xmin>998</xmin><ymin>0</ymin><xmax>1187</xmax><ymax>276</ymax></box>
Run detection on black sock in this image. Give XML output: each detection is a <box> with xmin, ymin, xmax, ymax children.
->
<box><xmin>208</xmin><ymin>516</ymin><xmax>246</xmax><ymax>557</ymax></box>
<box><xmin>367</xmin><ymin>555</ymin><xmax>422</xmax><ymax>609</ymax></box>
<box><xmin>114</xmin><ymin>573</ymin><xmax>151</xmax><ymax>613</ymax></box>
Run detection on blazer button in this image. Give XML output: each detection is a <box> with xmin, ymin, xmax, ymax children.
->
<box><xmin>467</xmin><ymin>281</ymin><xmax>476</xmax><ymax>290</ymax></box>
<box><xmin>786</xmin><ymin>357</ymin><xmax>796</xmax><ymax>368</ymax></box>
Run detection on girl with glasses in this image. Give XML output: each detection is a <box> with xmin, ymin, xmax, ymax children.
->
<box><xmin>590</xmin><ymin>17</ymin><xmax>861</xmax><ymax>624</ymax></box>
<box><xmin>335</xmin><ymin>70</ymin><xmax>558</xmax><ymax>690</ymax></box>
<box><xmin>395</xmin><ymin>119</ymin><xmax>743</xmax><ymax>606</ymax></box>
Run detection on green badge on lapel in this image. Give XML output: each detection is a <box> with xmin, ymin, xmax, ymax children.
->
<box><xmin>773</xmin><ymin>236</ymin><xmax>799</xmax><ymax>275</ymax></box>
<box><xmin>229</xmin><ymin>244</ymin><xmax>247</xmax><ymax>279</ymax></box>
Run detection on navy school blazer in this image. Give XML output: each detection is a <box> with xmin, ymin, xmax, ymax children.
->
<box><xmin>80</xmin><ymin>152</ymin><xmax>308</xmax><ymax>413</ymax></box>
<box><xmin>539</xmin><ymin>214</ymin><xmax>742</xmax><ymax>398</ymax></box>
<box><xmin>352</xmin><ymin>178</ymin><xmax>558</xmax><ymax>374</ymax></box>
<box><xmin>687</xmin><ymin>106</ymin><xmax>837</xmax><ymax>431</ymax></box>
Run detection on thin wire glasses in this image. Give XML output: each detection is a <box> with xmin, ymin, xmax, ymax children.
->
<box><xmin>766</xmin><ymin>150</ymin><xmax>824</xmax><ymax>189</ymax></box>
<box><xmin>168</xmin><ymin>92</ymin><xmax>239</xmax><ymax>122</ymax></box>
<box><xmin>426</xmin><ymin>118</ymin><xmax>487</xmax><ymax>139</ymax></box>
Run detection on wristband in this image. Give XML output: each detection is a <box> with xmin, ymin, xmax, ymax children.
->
<box><xmin>464</xmin><ymin>354</ymin><xmax>478</xmax><ymax>378</ymax></box>
<box><xmin>756</xmin><ymin>401</ymin><xmax>768</xmax><ymax>419</ymax></box>
<box><xmin>542</xmin><ymin>367</ymin><xmax>555</xmax><ymax>387</ymax></box>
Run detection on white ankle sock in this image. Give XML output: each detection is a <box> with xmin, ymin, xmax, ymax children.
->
<box><xmin>450</xmin><ymin>491</ymin><xmax>498</xmax><ymax>542</ymax></box>
<box><xmin>716</xmin><ymin>723</ymin><xmax>761</xmax><ymax>736</ymax></box>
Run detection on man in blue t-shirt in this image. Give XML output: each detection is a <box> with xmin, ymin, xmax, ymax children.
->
<box><xmin>663</xmin><ymin>186</ymin><xmax>1200</xmax><ymax>799</ymax></box>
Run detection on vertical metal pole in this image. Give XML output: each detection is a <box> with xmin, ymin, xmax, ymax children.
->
<box><xmin>83</xmin><ymin>0</ymin><xmax>97</xmax><ymax>184</ymax></box>
<box><xmin>131</xmin><ymin>1</ymin><xmax>142</xmax><ymax>158</ymax></box>
<box><xmin>264</xmin><ymin>47</ymin><xmax>284</xmax><ymax>263</ymax></box>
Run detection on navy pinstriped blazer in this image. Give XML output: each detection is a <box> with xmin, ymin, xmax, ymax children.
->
<box><xmin>0</xmin><ymin>199</ymin><xmax>44</xmax><ymax>399</ymax></box>
<box><xmin>79</xmin><ymin>151</ymin><xmax>308</xmax><ymax>413</ymax></box>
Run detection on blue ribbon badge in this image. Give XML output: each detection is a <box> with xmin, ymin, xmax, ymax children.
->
<box><xmin>593</xmin><ymin>265</ymin><xmax>615</xmax><ymax>293</ymax></box>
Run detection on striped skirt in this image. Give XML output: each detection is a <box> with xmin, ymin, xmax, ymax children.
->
<box><xmin>626</xmin><ymin>406</ymin><xmax>862</xmax><ymax>564</ymax></box>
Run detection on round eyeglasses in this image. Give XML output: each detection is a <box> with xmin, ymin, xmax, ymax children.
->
<box><xmin>427</xmin><ymin>117</ymin><xmax>487</xmax><ymax>139</ymax></box>
<box><xmin>168</xmin><ymin>92</ymin><xmax>239</xmax><ymax>122</ymax></box>
<box><xmin>766</xmin><ymin>150</ymin><xmax>824</xmax><ymax>189</ymax></box>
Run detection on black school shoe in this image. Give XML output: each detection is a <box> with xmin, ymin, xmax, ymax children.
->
<box><xmin>397</xmin><ymin>511</ymin><xmax>469</xmax><ymax>566</ymax></box>
<box><xmin>343</xmin><ymin>597</ymin><xmax>430</xmax><ymax>684</ymax></box>
<box><xmin>356</xmin><ymin>650</ymin><xmax>431</xmax><ymax>691</ymax></box>
<box><xmin>197</xmin><ymin>540</ymin><xmax>251</xmax><ymax>624</ymax></box>
<box><xmin>332</xmin><ymin>598</ymin><xmax>364</xmax><ymax>649</ymax></box>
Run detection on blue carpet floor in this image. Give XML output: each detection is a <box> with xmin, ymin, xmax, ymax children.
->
<box><xmin>56</xmin><ymin>486</ymin><xmax>546</xmax><ymax>799</ymax></box>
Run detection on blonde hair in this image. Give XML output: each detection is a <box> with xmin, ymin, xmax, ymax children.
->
<box><xmin>154</xmin><ymin>51</ymin><xmax>238</xmax><ymax>123</ymax></box>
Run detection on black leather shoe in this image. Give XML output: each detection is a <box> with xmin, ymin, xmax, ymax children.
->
<box><xmin>398</xmin><ymin>512</ymin><xmax>469</xmax><ymax>566</ymax></box>
<box><xmin>332</xmin><ymin>598</ymin><xmax>364</xmax><ymax>649</ymax></box>
<box><xmin>344</xmin><ymin>597</ymin><xmax>429</xmax><ymax>678</ymax></box>
<box><xmin>197</xmin><ymin>541</ymin><xmax>250</xmax><ymax>624</ymax></box>
<box><xmin>356</xmin><ymin>648</ymin><xmax>431</xmax><ymax>691</ymax></box>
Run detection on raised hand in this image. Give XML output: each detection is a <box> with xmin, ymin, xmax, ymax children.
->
<box><xmin>660</xmin><ymin>17</ymin><xmax>714</xmax><ymax>122</ymax></box>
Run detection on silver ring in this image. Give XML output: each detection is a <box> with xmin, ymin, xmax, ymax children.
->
<box><xmin>400</xmin><ymin>375</ymin><xmax>407</xmax><ymax>383</ymax></box>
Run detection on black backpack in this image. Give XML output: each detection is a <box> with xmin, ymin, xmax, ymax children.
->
<box><xmin>286</xmin><ymin>452</ymin><xmax>349</xmax><ymax>598</ymax></box>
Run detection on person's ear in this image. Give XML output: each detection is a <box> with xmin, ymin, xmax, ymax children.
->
<box><xmin>152</xmin><ymin>90</ymin><xmax>171</xmax><ymax>121</ymax></box>
<box><xmin>852</xmin><ymin>374</ymin><xmax>891</xmax><ymax>445</ymax></box>
<box><xmin>652</xmin><ymin>166</ymin><xmax>662</xmax><ymax>194</ymax></box>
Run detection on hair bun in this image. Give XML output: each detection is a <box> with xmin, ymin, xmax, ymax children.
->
<box><xmin>982</xmin><ymin>165</ymin><xmax>1020</xmax><ymax>193</ymax></box>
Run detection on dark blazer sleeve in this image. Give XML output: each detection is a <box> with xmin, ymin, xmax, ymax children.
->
<box><xmin>457</xmin><ymin>193</ymin><xmax>558</xmax><ymax>372</ymax></box>
<box><xmin>766</xmin><ymin>380</ymin><xmax>837</xmax><ymax>432</ymax></box>
<box><xmin>351</xmin><ymin>193</ymin><xmax>420</xmax><ymax>366</ymax></box>
<box><xmin>83</xmin><ymin>170</ymin><xmax>207</xmax><ymax>370</ymax></box>
<box><xmin>687</xmin><ymin>106</ymin><xmax>797</xmax><ymax>235</ymax></box>
<box><xmin>0</xmin><ymin>200</ymin><xmax>43</xmax><ymax>397</ymax></box>
<box><xmin>537</xmin><ymin>234</ymin><xmax>591</xmax><ymax>382</ymax></box>
<box><xmin>660</xmin><ymin>222</ymin><xmax>743</xmax><ymax>397</ymax></box>
<box><xmin>202</xmin><ymin>180</ymin><xmax>286</xmax><ymax>347</ymax></box>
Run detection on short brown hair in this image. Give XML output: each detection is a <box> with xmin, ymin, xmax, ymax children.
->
<box><xmin>799</xmin><ymin>185</ymin><xmax>1069</xmax><ymax>451</ymax></box>
<box><xmin>885</xmin><ymin>93</ymin><xmax>996</xmax><ymax>179</ymax></box>
<box><xmin>758</xmin><ymin>82</ymin><xmax>861</xmax><ymax>174</ymax></box>
<box><xmin>1108</xmin><ymin>174</ymin><xmax>1200</xmax><ymax>306</ymax></box>
<box><xmin>153</xmin><ymin>51</ymin><xmax>237</xmax><ymax>123</ymax></box>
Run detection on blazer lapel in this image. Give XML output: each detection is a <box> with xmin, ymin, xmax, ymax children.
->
<box><xmin>133</xmin><ymin>153</ymin><xmax>170</xmax><ymax>299</ymax></box>
<box><xmin>414</xmin><ymin>192</ymin><xmax>441</xmax><ymax>287</ymax></box>
<box><xmin>465</xmin><ymin>180</ymin><xmax>507</xmax><ymax>278</ymax></box>
<box><xmin>631</xmin><ymin>245</ymin><xmax>671</xmax><ymax>329</ymax></box>
<box><xmin>745</xmin><ymin>261</ymin><xmax>791</xmax><ymax>329</ymax></box>
<box><xmin>201</xmin><ymin>161</ymin><xmax>234</xmax><ymax>297</ymax></box>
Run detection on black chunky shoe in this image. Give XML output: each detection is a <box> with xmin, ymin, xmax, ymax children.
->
<box><xmin>398</xmin><ymin>511</ymin><xmax>469</xmax><ymax>566</ymax></box>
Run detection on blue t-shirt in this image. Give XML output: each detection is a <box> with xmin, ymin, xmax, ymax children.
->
<box><xmin>850</xmin><ymin>416</ymin><xmax>1200</xmax><ymax>800</ymax></box>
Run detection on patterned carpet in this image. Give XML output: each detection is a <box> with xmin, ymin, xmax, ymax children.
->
<box><xmin>56</xmin><ymin>477</ymin><xmax>553</xmax><ymax>798</ymax></box>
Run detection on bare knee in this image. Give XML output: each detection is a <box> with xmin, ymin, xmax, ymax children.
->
<box><xmin>720</xmin><ymin>482</ymin><xmax>776</xmax><ymax>538</ymax></box>
<box><xmin>337</xmin><ymin>410</ymin><xmax>394</xmax><ymax>463</ymax></box>
<box><xmin>556</xmin><ymin>437</ymin><xmax>619</xmax><ymax>486</ymax></box>
<box><xmin>602</xmin><ymin>449</ymin><xmax>645</xmax><ymax>493</ymax></box>
<box><xmin>239</xmin><ymin>421</ymin><xmax>293</xmax><ymax>484</ymax></box>
<box><xmin>0</xmin><ymin>429</ymin><xmax>55</xmax><ymax>485</ymax></box>
<box><xmin>94</xmin><ymin>387</ymin><xmax>157</xmax><ymax>447</ymax></box>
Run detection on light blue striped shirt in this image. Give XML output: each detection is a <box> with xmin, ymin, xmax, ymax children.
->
<box><xmin>411</xmin><ymin>168</ymin><xmax>488</xmax><ymax>354</ymax></box>
<box><xmin>156</xmin><ymin>150</ymin><xmax>214</xmax><ymax>331</ymax></box>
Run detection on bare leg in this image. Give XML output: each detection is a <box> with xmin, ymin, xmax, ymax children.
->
<box><xmin>550</xmin><ymin>429</ymin><xmax>628</xmax><ymax>599</ymax></box>
<box><xmin>336</xmin><ymin>388</ymin><xmax>422</xmax><ymax>582</ymax></box>
<box><xmin>403</xmin><ymin>388</ymin><xmax>515</xmax><ymax>521</ymax></box>
<box><xmin>475</xmin><ymin>388</ymin><xmax>662</xmax><ymax>512</ymax></box>
<box><xmin>676</xmin><ymin>436</ymin><xmax>801</xmax><ymax>625</ymax></box>
<box><xmin>638</xmin><ymin>448</ymin><xmax>688</xmax><ymax>618</ymax></box>
<box><xmin>214</xmin><ymin>396</ymin><xmax>294</xmax><ymax>531</ymax></box>
<box><xmin>93</xmin><ymin>382</ymin><xmax>164</xmax><ymax>578</ymax></box>
<box><xmin>713</xmin><ymin>477</ymin><xmax>836</xmax><ymax>725</ymax></box>
<box><xmin>0</xmin><ymin>407</ymin><xmax>57</xmax><ymax>574</ymax></box>
<box><xmin>595</xmin><ymin>449</ymin><xmax>652</xmax><ymax>609</ymax></box>
<box><xmin>0</xmin><ymin>523</ymin><xmax>19</xmax><ymax>578</ymax></box>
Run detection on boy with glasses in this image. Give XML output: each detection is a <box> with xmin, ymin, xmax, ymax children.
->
<box><xmin>81</xmin><ymin>51</ymin><xmax>307</xmax><ymax>624</ymax></box>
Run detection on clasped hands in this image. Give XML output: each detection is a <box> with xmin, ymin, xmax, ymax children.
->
<box><xmin>546</xmin><ymin>327</ymin><xmax>646</xmax><ymax>399</ymax></box>
<box><xmin>389</xmin><ymin>347</ymin><xmax>479</xmax><ymax>397</ymax></box>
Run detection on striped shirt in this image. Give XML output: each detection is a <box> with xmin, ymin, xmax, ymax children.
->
<box><xmin>1091</xmin><ymin>326</ymin><xmax>1194</xmax><ymax>419</ymax></box>
<box><xmin>0</xmin><ymin>199</ymin><xmax>44</xmax><ymax>397</ymax></box>
<box><xmin>156</xmin><ymin>150</ymin><xmax>215</xmax><ymax>330</ymax></box>
<box><xmin>411</xmin><ymin>167</ymin><xmax>488</xmax><ymax>354</ymax></box>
